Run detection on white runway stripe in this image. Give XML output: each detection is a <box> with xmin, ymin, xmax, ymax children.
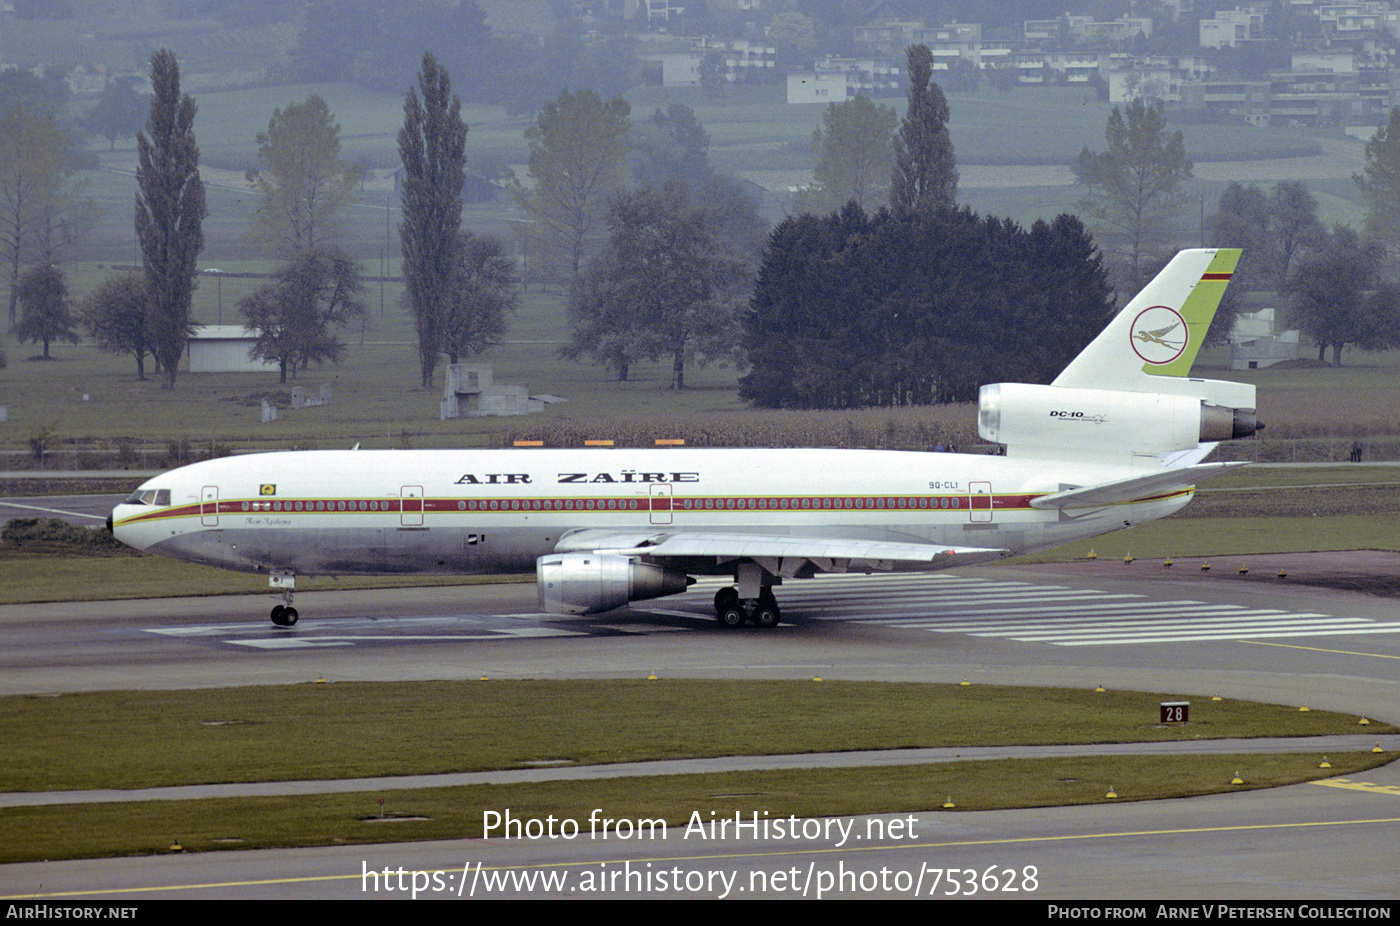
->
<box><xmin>718</xmin><ymin>573</ymin><xmax>1400</xmax><ymax>646</ymax></box>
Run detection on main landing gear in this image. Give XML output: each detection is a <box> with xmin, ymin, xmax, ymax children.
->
<box><xmin>713</xmin><ymin>586</ymin><xmax>781</xmax><ymax>629</ymax></box>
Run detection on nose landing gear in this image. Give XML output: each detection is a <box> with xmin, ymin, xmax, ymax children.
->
<box><xmin>269</xmin><ymin>571</ymin><xmax>298</xmax><ymax>627</ymax></box>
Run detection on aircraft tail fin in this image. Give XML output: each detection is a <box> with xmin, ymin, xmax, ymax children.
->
<box><xmin>1053</xmin><ymin>248</ymin><xmax>1240</xmax><ymax>392</ymax></box>
<box><xmin>979</xmin><ymin>248</ymin><xmax>1260</xmax><ymax>464</ymax></box>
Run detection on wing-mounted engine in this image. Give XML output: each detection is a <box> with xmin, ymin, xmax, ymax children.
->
<box><xmin>979</xmin><ymin>381</ymin><xmax>1261</xmax><ymax>462</ymax></box>
<box><xmin>537</xmin><ymin>553</ymin><xmax>692</xmax><ymax>615</ymax></box>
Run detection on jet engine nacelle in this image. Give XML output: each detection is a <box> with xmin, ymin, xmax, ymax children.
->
<box><xmin>537</xmin><ymin>553</ymin><xmax>692</xmax><ymax>615</ymax></box>
<box><xmin>979</xmin><ymin>383</ymin><xmax>1260</xmax><ymax>460</ymax></box>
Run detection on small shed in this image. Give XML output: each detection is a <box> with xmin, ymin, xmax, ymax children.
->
<box><xmin>186</xmin><ymin>325</ymin><xmax>276</xmax><ymax>373</ymax></box>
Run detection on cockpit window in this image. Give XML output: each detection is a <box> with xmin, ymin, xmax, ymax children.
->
<box><xmin>124</xmin><ymin>488</ymin><xmax>171</xmax><ymax>507</ymax></box>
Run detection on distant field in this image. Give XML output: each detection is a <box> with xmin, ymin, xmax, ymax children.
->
<box><xmin>1</xmin><ymin>77</ymin><xmax>1386</xmax><ymax>459</ymax></box>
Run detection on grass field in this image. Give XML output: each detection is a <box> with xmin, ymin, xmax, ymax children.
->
<box><xmin>1</xmin><ymin>680</ymin><xmax>1389</xmax><ymax>863</ymax></box>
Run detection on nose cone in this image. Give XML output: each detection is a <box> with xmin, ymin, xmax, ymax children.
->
<box><xmin>108</xmin><ymin>502</ymin><xmax>149</xmax><ymax>553</ymax></box>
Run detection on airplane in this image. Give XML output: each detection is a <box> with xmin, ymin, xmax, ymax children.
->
<box><xmin>110</xmin><ymin>248</ymin><xmax>1258</xmax><ymax>629</ymax></box>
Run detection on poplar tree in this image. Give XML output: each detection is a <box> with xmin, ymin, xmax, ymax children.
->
<box><xmin>135</xmin><ymin>49</ymin><xmax>206</xmax><ymax>388</ymax></box>
<box><xmin>398</xmin><ymin>52</ymin><xmax>467</xmax><ymax>389</ymax></box>
<box><xmin>890</xmin><ymin>44</ymin><xmax>957</xmax><ymax>213</ymax></box>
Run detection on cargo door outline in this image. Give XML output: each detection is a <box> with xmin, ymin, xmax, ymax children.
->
<box><xmin>400</xmin><ymin>485</ymin><xmax>424</xmax><ymax>527</ymax></box>
<box><xmin>649</xmin><ymin>483</ymin><xmax>673</xmax><ymax>525</ymax></box>
<box><xmin>201</xmin><ymin>486</ymin><xmax>219</xmax><ymax>527</ymax></box>
<box><xmin>969</xmin><ymin>482</ymin><xmax>993</xmax><ymax>523</ymax></box>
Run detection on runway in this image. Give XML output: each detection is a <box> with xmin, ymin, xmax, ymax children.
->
<box><xmin>1</xmin><ymin>565</ymin><xmax>1397</xmax><ymax>899</ymax></box>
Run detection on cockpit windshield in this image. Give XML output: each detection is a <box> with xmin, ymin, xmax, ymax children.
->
<box><xmin>124</xmin><ymin>488</ymin><xmax>171</xmax><ymax>507</ymax></box>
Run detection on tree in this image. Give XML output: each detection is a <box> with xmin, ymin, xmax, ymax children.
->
<box><xmin>442</xmin><ymin>233</ymin><xmax>517</xmax><ymax>365</ymax></box>
<box><xmin>630</xmin><ymin>104</ymin><xmax>711</xmax><ymax>189</ymax></box>
<box><xmin>85</xmin><ymin>77</ymin><xmax>148</xmax><ymax>152</ymax></box>
<box><xmin>240</xmin><ymin>248</ymin><xmax>367</xmax><ymax>383</ymax></box>
<box><xmin>1269</xmin><ymin>180</ymin><xmax>1324</xmax><ymax>288</ymax></box>
<box><xmin>890</xmin><ymin>44</ymin><xmax>957</xmax><ymax>213</ymax></box>
<box><xmin>1073</xmin><ymin>98</ymin><xmax>1192</xmax><ymax>287</ymax></box>
<box><xmin>247</xmin><ymin>95</ymin><xmax>362</xmax><ymax>258</ymax></box>
<box><xmin>1287</xmin><ymin>225</ymin><xmax>1397</xmax><ymax>365</ymax></box>
<box><xmin>1207</xmin><ymin>182</ymin><xmax>1270</xmax><ymax>345</ymax></box>
<box><xmin>15</xmin><ymin>263</ymin><xmax>77</xmax><ymax>359</ymax></box>
<box><xmin>513</xmin><ymin>89</ymin><xmax>631</xmax><ymax>296</ymax></box>
<box><xmin>399</xmin><ymin>52</ymin><xmax>468</xmax><ymax>389</ymax></box>
<box><xmin>1357</xmin><ymin>108</ymin><xmax>1400</xmax><ymax>258</ymax></box>
<box><xmin>799</xmin><ymin>94</ymin><xmax>896</xmax><ymax>215</ymax></box>
<box><xmin>135</xmin><ymin>49</ymin><xmax>206</xmax><ymax>388</ymax></box>
<box><xmin>565</xmin><ymin>181</ymin><xmax>749</xmax><ymax>388</ymax></box>
<box><xmin>740</xmin><ymin>205</ymin><xmax>1114</xmax><ymax>408</ymax></box>
<box><xmin>80</xmin><ymin>274</ymin><xmax>152</xmax><ymax>379</ymax></box>
<box><xmin>0</xmin><ymin>104</ymin><xmax>78</xmax><ymax>329</ymax></box>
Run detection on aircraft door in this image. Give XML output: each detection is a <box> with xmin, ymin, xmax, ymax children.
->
<box><xmin>201</xmin><ymin>486</ymin><xmax>219</xmax><ymax>527</ymax></box>
<box><xmin>969</xmin><ymin>482</ymin><xmax>993</xmax><ymax>523</ymax></box>
<box><xmin>649</xmin><ymin>484</ymin><xmax>672</xmax><ymax>525</ymax></box>
<box><xmin>400</xmin><ymin>486</ymin><xmax>424</xmax><ymax>527</ymax></box>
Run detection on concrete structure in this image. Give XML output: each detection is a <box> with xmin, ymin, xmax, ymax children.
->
<box><xmin>440</xmin><ymin>363</ymin><xmax>565</xmax><ymax>419</ymax></box>
<box><xmin>186</xmin><ymin>326</ymin><xmax>275</xmax><ymax>374</ymax></box>
<box><xmin>1230</xmin><ymin>309</ymin><xmax>1300</xmax><ymax>370</ymax></box>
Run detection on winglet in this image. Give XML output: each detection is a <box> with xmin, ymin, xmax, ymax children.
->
<box><xmin>1053</xmin><ymin>249</ymin><xmax>1240</xmax><ymax>391</ymax></box>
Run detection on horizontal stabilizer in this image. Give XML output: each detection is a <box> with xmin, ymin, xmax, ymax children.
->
<box><xmin>557</xmin><ymin>530</ymin><xmax>1008</xmax><ymax>571</ymax></box>
<box><xmin>1029</xmin><ymin>462</ymin><xmax>1246</xmax><ymax>510</ymax></box>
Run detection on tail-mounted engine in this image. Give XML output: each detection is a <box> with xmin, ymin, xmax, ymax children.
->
<box><xmin>979</xmin><ymin>382</ymin><xmax>1261</xmax><ymax>462</ymax></box>
<box><xmin>537</xmin><ymin>553</ymin><xmax>692</xmax><ymax>615</ymax></box>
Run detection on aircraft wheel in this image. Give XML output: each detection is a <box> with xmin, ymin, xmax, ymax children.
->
<box><xmin>714</xmin><ymin>587</ymin><xmax>739</xmax><ymax>612</ymax></box>
<box><xmin>752</xmin><ymin>604</ymin><xmax>781</xmax><ymax>628</ymax></box>
<box><xmin>717</xmin><ymin>606</ymin><xmax>746</xmax><ymax>629</ymax></box>
<box><xmin>271</xmin><ymin>605</ymin><xmax>286</xmax><ymax>626</ymax></box>
<box><xmin>282</xmin><ymin>607</ymin><xmax>299</xmax><ymax>626</ymax></box>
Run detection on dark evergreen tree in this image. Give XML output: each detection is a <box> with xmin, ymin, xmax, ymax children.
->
<box><xmin>890</xmin><ymin>44</ymin><xmax>957</xmax><ymax>213</ymax></box>
<box><xmin>135</xmin><ymin>49</ymin><xmax>205</xmax><ymax>389</ymax></box>
<box><xmin>740</xmin><ymin>206</ymin><xmax>1114</xmax><ymax>408</ymax></box>
<box><xmin>399</xmin><ymin>52</ymin><xmax>467</xmax><ymax>388</ymax></box>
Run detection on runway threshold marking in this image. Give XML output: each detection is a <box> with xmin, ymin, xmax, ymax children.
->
<box><xmin>11</xmin><ymin>817</ymin><xmax>1400</xmax><ymax>900</ymax></box>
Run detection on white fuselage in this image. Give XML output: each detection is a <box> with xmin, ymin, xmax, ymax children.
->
<box><xmin>111</xmin><ymin>447</ymin><xmax>1192</xmax><ymax>579</ymax></box>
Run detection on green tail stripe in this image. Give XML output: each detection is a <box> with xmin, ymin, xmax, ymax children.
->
<box><xmin>1145</xmin><ymin>249</ymin><xmax>1240</xmax><ymax>378</ymax></box>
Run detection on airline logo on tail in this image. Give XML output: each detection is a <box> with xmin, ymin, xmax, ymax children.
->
<box><xmin>1130</xmin><ymin>307</ymin><xmax>1187</xmax><ymax>365</ymax></box>
<box><xmin>1052</xmin><ymin>248</ymin><xmax>1240</xmax><ymax>391</ymax></box>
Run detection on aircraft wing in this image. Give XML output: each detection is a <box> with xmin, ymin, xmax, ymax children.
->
<box><xmin>555</xmin><ymin>529</ymin><xmax>1010</xmax><ymax>572</ymax></box>
<box><xmin>1028</xmin><ymin>462</ymin><xmax>1246</xmax><ymax>510</ymax></box>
